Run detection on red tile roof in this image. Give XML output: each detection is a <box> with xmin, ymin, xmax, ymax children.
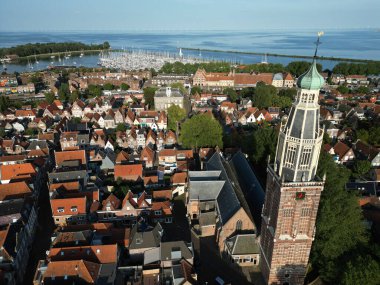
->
<box><xmin>333</xmin><ymin>141</ymin><xmax>351</xmax><ymax>160</ymax></box>
<box><xmin>0</xmin><ymin>163</ymin><xmax>36</xmax><ymax>182</ymax></box>
<box><xmin>51</xmin><ymin>197</ymin><xmax>87</xmax><ymax>216</ymax></box>
<box><xmin>43</xmin><ymin>260</ymin><xmax>100</xmax><ymax>284</ymax></box>
<box><xmin>171</xmin><ymin>172</ymin><xmax>187</xmax><ymax>184</ymax></box>
<box><xmin>55</xmin><ymin>150</ymin><xmax>87</xmax><ymax>167</ymax></box>
<box><xmin>151</xmin><ymin>201</ymin><xmax>172</xmax><ymax>216</ymax></box>
<box><xmin>48</xmin><ymin>244</ymin><xmax>118</xmax><ymax>264</ymax></box>
<box><xmin>101</xmin><ymin>194</ymin><xmax>121</xmax><ymax>211</ymax></box>
<box><xmin>0</xmin><ymin>181</ymin><xmax>32</xmax><ymax>201</ymax></box>
<box><xmin>114</xmin><ymin>164</ymin><xmax>143</xmax><ymax>180</ymax></box>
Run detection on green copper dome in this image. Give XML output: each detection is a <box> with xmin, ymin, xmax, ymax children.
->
<box><xmin>297</xmin><ymin>59</ymin><xmax>324</xmax><ymax>90</ymax></box>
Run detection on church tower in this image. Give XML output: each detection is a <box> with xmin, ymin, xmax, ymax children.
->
<box><xmin>260</xmin><ymin>34</ymin><xmax>325</xmax><ymax>285</ymax></box>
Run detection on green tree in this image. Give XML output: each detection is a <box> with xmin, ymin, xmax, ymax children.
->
<box><xmin>143</xmin><ymin>87</ymin><xmax>157</xmax><ymax>109</ymax></box>
<box><xmin>342</xmin><ymin>254</ymin><xmax>380</xmax><ymax>285</ymax></box>
<box><xmin>44</xmin><ymin>91</ymin><xmax>56</xmax><ymax>104</ymax></box>
<box><xmin>87</xmin><ymin>84</ymin><xmax>103</xmax><ymax>98</ymax></box>
<box><xmin>24</xmin><ymin>128</ymin><xmax>38</xmax><ymax>136</ymax></box>
<box><xmin>353</xmin><ymin>160</ymin><xmax>371</xmax><ymax>178</ymax></box>
<box><xmin>368</xmin><ymin>126</ymin><xmax>380</xmax><ymax>146</ymax></box>
<box><xmin>253</xmin><ymin>83</ymin><xmax>278</xmax><ymax>109</ymax></box>
<box><xmin>120</xmin><ymin>83</ymin><xmax>130</xmax><ymax>91</ymax></box>
<box><xmin>170</xmin><ymin>82</ymin><xmax>186</xmax><ymax>94</ymax></box>
<box><xmin>272</xmin><ymin>95</ymin><xmax>292</xmax><ymax>109</ymax></box>
<box><xmin>58</xmin><ymin>83</ymin><xmax>70</xmax><ymax>102</ymax></box>
<box><xmin>0</xmin><ymin>96</ymin><xmax>10</xmax><ymax>112</ymax></box>
<box><xmin>278</xmin><ymin>88</ymin><xmax>297</xmax><ymax>100</ymax></box>
<box><xmin>311</xmin><ymin>152</ymin><xmax>368</xmax><ymax>283</ymax></box>
<box><xmin>251</xmin><ymin>126</ymin><xmax>278</xmax><ymax>164</ymax></box>
<box><xmin>103</xmin><ymin>83</ymin><xmax>115</xmax><ymax>90</ymax></box>
<box><xmin>69</xmin><ymin>90</ymin><xmax>79</xmax><ymax>104</ymax></box>
<box><xmin>223</xmin><ymin>87</ymin><xmax>238</xmax><ymax>102</ymax></box>
<box><xmin>167</xmin><ymin>104</ymin><xmax>187</xmax><ymax>131</ymax></box>
<box><xmin>286</xmin><ymin>61</ymin><xmax>322</xmax><ymax>77</ymax></box>
<box><xmin>240</xmin><ymin>87</ymin><xmax>255</xmax><ymax>98</ymax></box>
<box><xmin>337</xmin><ymin>85</ymin><xmax>350</xmax><ymax>94</ymax></box>
<box><xmin>0</xmin><ymin>128</ymin><xmax>6</xmax><ymax>137</ymax></box>
<box><xmin>191</xmin><ymin>86</ymin><xmax>202</xmax><ymax>95</ymax></box>
<box><xmin>180</xmin><ymin>113</ymin><xmax>223</xmax><ymax>148</ymax></box>
<box><xmin>355</xmin><ymin>86</ymin><xmax>370</xmax><ymax>94</ymax></box>
<box><xmin>356</xmin><ymin>129</ymin><xmax>369</xmax><ymax>142</ymax></box>
<box><xmin>116</xmin><ymin>123</ymin><xmax>127</xmax><ymax>132</ymax></box>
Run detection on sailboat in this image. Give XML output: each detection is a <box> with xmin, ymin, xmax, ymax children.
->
<box><xmin>27</xmin><ymin>58</ymin><xmax>33</xmax><ymax>70</ymax></box>
<box><xmin>34</xmin><ymin>53</ymin><xmax>39</xmax><ymax>64</ymax></box>
<box><xmin>261</xmin><ymin>53</ymin><xmax>269</xmax><ymax>64</ymax></box>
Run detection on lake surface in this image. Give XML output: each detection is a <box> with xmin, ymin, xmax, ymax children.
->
<box><xmin>1</xmin><ymin>29</ymin><xmax>379</xmax><ymax>73</ymax></box>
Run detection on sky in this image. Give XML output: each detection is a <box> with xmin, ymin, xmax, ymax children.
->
<box><xmin>1</xmin><ymin>0</ymin><xmax>379</xmax><ymax>32</ymax></box>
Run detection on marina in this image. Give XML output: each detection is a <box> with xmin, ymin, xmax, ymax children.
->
<box><xmin>98</xmin><ymin>48</ymin><xmax>208</xmax><ymax>71</ymax></box>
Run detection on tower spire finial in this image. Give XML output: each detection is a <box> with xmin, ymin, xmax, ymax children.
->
<box><xmin>314</xmin><ymin>31</ymin><xmax>324</xmax><ymax>58</ymax></box>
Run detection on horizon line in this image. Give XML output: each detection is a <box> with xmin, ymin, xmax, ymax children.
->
<box><xmin>0</xmin><ymin>27</ymin><xmax>378</xmax><ymax>33</ymax></box>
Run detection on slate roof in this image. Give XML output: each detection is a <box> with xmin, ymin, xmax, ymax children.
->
<box><xmin>188</xmin><ymin>180</ymin><xmax>225</xmax><ymax>201</ymax></box>
<box><xmin>48</xmin><ymin>170</ymin><xmax>88</xmax><ymax>184</ymax></box>
<box><xmin>160</xmin><ymin>240</ymin><xmax>193</xmax><ymax>261</ymax></box>
<box><xmin>229</xmin><ymin>152</ymin><xmax>264</xmax><ymax>229</ymax></box>
<box><xmin>27</xmin><ymin>140</ymin><xmax>48</xmax><ymax>151</ymax></box>
<box><xmin>225</xmin><ymin>234</ymin><xmax>260</xmax><ymax>255</ymax></box>
<box><xmin>129</xmin><ymin>223</ymin><xmax>163</xmax><ymax>250</ymax></box>
<box><xmin>188</xmin><ymin>170</ymin><xmax>221</xmax><ymax>181</ymax></box>
<box><xmin>206</xmin><ymin>153</ymin><xmax>241</xmax><ymax>225</ymax></box>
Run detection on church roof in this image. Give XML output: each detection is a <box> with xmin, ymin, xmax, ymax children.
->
<box><xmin>206</xmin><ymin>153</ymin><xmax>241</xmax><ymax>225</ymax></box>
<box><xmin>297</xmin><ymin>58</ymin><xmax>324</xmax><ymax>90</ymax></box>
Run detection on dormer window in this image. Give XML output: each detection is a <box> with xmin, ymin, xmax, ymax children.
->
<box><xmin>57</xmin><ymin>207</ymin><xmax>64</xmax><ymax>213</ymax></box>
<box><xmin>71</xmin><ymin>206</ymin><xmax>77</xmax><ymax>212</ymax></box>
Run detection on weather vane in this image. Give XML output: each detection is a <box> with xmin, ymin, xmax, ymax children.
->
<box><xmin>314</xmin><ymin>31</ymin><xmax>324</xmax><ymax>58</ymax></box>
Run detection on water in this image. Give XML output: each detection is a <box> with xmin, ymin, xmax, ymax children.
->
<box><xmin>1</xmin><ymin>29</ymin><xmax>379</xmax><ymax>73</ymax></box>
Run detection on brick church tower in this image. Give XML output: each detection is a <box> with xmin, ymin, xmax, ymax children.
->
<box><xmin>260</xmin><ymin>34</ymin><xmax>326</xmax><ymax>285</ymax></box>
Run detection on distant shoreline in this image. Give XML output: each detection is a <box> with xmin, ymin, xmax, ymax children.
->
<box><xmin>182</xmin><ymin>47</ymin><xmax>380</xmax><ymax>64</ymax></box>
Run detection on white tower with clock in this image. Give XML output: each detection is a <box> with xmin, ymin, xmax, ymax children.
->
<box><xmin>260</xmin><ymin>33</ymin><xmax>325</xmax><ymax>285</ymax></box>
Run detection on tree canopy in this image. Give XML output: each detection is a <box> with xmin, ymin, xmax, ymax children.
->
<box><xmin>167</xmin><ymin>104</ymin><xmax>187</xmax><ymax>131</ymax></box>
<box><xmin>223</xmin><ymin>87</ymin><xmax>238</xmax><ymax>102</ymax></box>
<box><xmin>0</xmin><ymin>96</ymin><xmax>10</xmax><ymax>112</ymax></box>
<box><xmin>44</xmin><ymin>92</ymin><xmax>56</xmax><ymax>104</ymax></box>
<box><xmin>120</xmin><ymin>83</ymin><xmax>130</xmax><ymax>91</ymax></box>
<box><xmin>58</xmin><ymin>83</ymin><xmax>70</xmax><ymax>102</ymax></box>
<box><xmin>170</xmin><ymin>82</ymin><xmax>186</xmax><ymax>94</ymax></box>
<box><xmin>251</xmin><ymin>125</ymin><xmax>278</xmax><ymax>164</ymax></box>
<box><xmin>337</xmin><ymin>85</ymin><xmax>350</xmax><ymax>94</ymax></box>
<box><xmin>311</xmin><ymin>151</ymin><xmax>371</xmax><ymax>284</ymax></box>
<box><xmin>0</xmin><ymin>41</ymin><xmax>110</xmax><ymax>58</ymax></box>
<box><xmin>286</xmin><ymin>61</ymin><xmax>322</xmax><ymax>77</ymax></box>
<box><xmin>332</xmin><ymin>62</ymin><xmax>380</xmax><ymax>76</ymax></box>
<box><xmin>180</xmin><ymin>113</ymin><xmax>223</xmax><ymax>148</ymax></box>
<box><xmin>87</xmin><ymin>84</ymin><xmax>103</xmax><ymax>98</ymax></box>
<box><xmin>190</xmin><ymin>86</ymin><xmax>202</xmax><ymax>95</ymax></box>
<box><xmin>143</xmin><ymin>87</ymin><xmax>158</xmax><ymax>110</ymax></box>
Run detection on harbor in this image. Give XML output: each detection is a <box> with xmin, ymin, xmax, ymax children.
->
<box><xmin>98</xmin><ymin>48</ymin><xmax>209</xmax><ymax>71</ymax></box>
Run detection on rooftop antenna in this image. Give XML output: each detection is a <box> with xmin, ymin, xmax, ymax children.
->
<box><xmin>314</xmin><ymin>31</ymin><xmax>324</xmax><ymax>58</ymax></box>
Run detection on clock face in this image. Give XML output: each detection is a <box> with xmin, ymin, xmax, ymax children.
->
<box><xmin>295</xmin><ymin>192</ymin><xmax>306</xmax><ymax>200</ymax></box>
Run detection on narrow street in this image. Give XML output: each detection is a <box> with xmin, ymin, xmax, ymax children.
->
<box><xmin>22</xmin><ymin>170</ymin><xmax>55</xmax><ymax>285</ymax></box>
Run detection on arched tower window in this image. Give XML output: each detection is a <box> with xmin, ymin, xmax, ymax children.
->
<box><xmin>236</xmin><ymin>220</ymin><xmax>242</xmax><ymax>232</ymax></box>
